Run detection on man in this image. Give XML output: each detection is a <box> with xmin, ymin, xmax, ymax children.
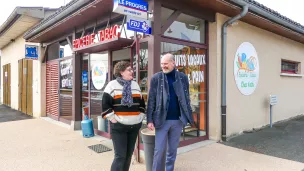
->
<box><xmin>147</xmin><ymin>53</ymin><xmax>194</xmax><ymax>171</ymax></box>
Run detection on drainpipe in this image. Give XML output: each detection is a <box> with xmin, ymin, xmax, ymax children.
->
<box><xmin>221</xmin><ymin>5</ymin><xmax>248</xmax><ymax>141</ymax></box>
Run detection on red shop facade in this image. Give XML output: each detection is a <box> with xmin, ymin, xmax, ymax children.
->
<box><xmin>24</xmin><ymin>0</ymin><xmax>215</xmax><ymax>162</ymax></box>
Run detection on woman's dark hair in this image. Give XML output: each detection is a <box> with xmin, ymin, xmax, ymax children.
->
<box><xmin>114</xmin><ymin>61</ymin><xmax>131</xmax><ymax>78</ymax></box>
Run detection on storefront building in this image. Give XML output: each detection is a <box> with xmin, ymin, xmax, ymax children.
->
<box><xmin>0</xmin><ymin>7</ymin><xmax>57</xmax><ymax>117</ymax></box>
<box><xmin>23</xmin><ymin>0</ymin><xmax>304</xmax><ymax>162</ymax></box>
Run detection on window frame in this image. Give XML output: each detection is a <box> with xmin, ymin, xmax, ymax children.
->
<box><xmin>281</xmin><ymin>59</ymin><xmax>301</xmax><ymax>74</ymax></box>
<box><xmin>160</xmin><ymin>7</ymin><xmax>207</xmax><ymax>46</ymax></box>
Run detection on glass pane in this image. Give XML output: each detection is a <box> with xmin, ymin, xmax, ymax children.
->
<box><xmin>113</xmin><ymin>48</ymin><xmax>131</xmax><ymax>79</ymax></box>
<box><xmin>81</xmin><ymin>56</ymin><xmax>89</xmax><ymax>120</ymax></box>
<box><xmin>59</xmin><ymin>38</ymin><xmax>73</xmax><ymax>58</ymax></box>
<box><xmin>161</xmin><ymin>42</ymin><xmax>207</xmax><ymax>140</ymax></box>
<box><xmin>281</xmin><ymin>61</ymin><xmax>298</xmax><ymax>73</ymax></box>
<box><xmin>90</xmin><ymin>52</ymin><xmax>109</xmax><ymax>133</ymax></box>
<box><xmin>132</xmin><ymin>47</ymin><xmax>137</xmax><ymax>82</ymax></box>
<box><xmin>60</xmin><ymin>90</ymin><xmax>72</xmax><ymax>120</ymax></box>
<box><xmin>161</xmin><ymin>7</ymin><xmax>174</xmax><ymax>25</ymax></box>
<box><xmin>138</xmin><ymin>42</ymin><xmax>148</xmax><ymax>145</ymax></box>
<box><xmin>47</xmin><ymin>43</ymin><xmax>60</xmax><ymax>61</ymax></box>
<box><xmin>60</xmin><ymin>59</ymin><xmax>73</xmax><ymax>89</ymax></box>
<box><xmin>60</xmin><ymin>58</ymin><xmax>73</xmax><ymax>120</ymax></box>
<box><xmin>139</xmin><ymin>42</ymin><xmax>148</xmax><ymax>104</ymax></box>
<box><xmin>163</xmin><ymin>11</ymin><xmax>205</xmax><ymax>44</ymax></box>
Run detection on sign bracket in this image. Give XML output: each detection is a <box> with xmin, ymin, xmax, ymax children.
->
<box><xmin>120</xmin><ymin>16</ymin><xmax>127</xmax><ymax>38</ymax></box>
<box><xmin>81</xmin><ymin>26</ymin><xmax>86</xmax><ymax>38</ymax></box>
<box><xmin>106</xmin><ymin>12</ymin><xmax>112</xmax><ymax>29</ymax></box>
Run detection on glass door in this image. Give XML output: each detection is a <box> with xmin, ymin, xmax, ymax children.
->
<box><xmin>81</xmin><ymin>55</ymin><xmax>89</xmax><ymax>120</ymax></box>
<box><xmin>81</xmin><ymin>52</ymin><xmax>110</xmax><ymax>137</ymax></box>
<box><xmin>90</xmin><ymin>52</ymin><xmax>110</xmax><ymax>137</ymax></box>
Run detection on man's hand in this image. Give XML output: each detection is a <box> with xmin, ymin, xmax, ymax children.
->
<box><xmin>110</xmin><ymin>118</ymin><xmax>118</xmax><ymax>123</ymax></box>
<box><xmin>148</xmin><ymin>123</ymin><xmax>154</xmax><ymax>130</ymax></box>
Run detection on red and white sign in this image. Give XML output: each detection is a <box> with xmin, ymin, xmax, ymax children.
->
<box><xmin>73</xmin><ymin>25</ymin><xmax>121</xmax><ymax>49</ymax></box>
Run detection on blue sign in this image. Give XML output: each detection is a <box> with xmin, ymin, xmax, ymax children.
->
<box><xmin>126</xmin><ymin>16</ymin><xmax>152</xmax><ymax>34</ymax></box>
<box><xmin>82</xmin><ymin>70</ymin><xmax>88</xmax><ymax>88</ymax></box>
<box><xmin>60</xmin><ymin>48</ymin><xmax>64</xmax><ymax>58</ymax></box>
<box><xmin>113</xmin><ymin>0</ymin><xmax>148</xmax><ymax>19</ymax></box>
<box><xmin>25</xmin><ymin>45</ymin><xmax>38</xmax><ymax>60</ymax></box>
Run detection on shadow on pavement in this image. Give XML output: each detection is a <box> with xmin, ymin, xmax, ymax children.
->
<box><xmin>0</xmin><ymin>105</ymin><xmax>33</xmax><ymax>123</ymax></box>
<box><xmin>222</xmin><ymin>116</ymin><xmax>304</xmax><ymax>163</ymax></box>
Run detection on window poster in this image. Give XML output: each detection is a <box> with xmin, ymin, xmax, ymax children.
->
<box><xmin>60</xmin><ymin>59</ymin><xmax>73</xmax><ymax>89</ymax></box>
<box><xmin>161</xmin><ymin>42</ymin><xmax>206</xmax><ymax>131</ymax></box>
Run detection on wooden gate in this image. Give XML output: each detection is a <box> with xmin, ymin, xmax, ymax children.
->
<box><xmin>18</xmin><ymin>59</ymin><xmax>33</xmax><ymax>115</ymax></box>
<box><xmin>46</xmin><ymin>61</ymin><xmax>59</xmax><ymax>117</ymax></box>
<box><xmin>2</xmin><ymin>64</ymin><xmax>11</xmax><ymax>106</ymax></box>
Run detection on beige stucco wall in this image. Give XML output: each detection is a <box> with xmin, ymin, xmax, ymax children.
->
<box><xmin>208</xmin><ymin>19</ymin><xmax>222</xmax><ymax>140</ymax></box>
<box><xmin>212</xmin><ymin>14</ymin><xmax>304</xmax><ymax>137</ymax></box>
<box><xmin>1</xmin><ymin>35</ymin><xmax>43</xmax><ymax>118</ymax></box>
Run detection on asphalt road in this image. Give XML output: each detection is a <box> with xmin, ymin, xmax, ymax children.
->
<box><xmin>223</xmin><ymin>116</ymin><xmax>304</xmax><ymax>163</ymax></box>
<box><xmin>0</xmin><ymin>105</ymin><xmax>32</xmax><ymax>123</ymax></box>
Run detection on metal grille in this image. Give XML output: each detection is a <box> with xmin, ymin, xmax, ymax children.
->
<box><xmin>46</xmin><ymin>61</ymin><xmax>59</xmax><ymax>116</ymax></box>
<box><xmin>60</xmin><ymin>95</ymin><xmax>72</xmax><ymax>116</ymax></box>
<box><xmin>88</xmin><ymin>144</ymin><xmax>112</xmax><ymax>153</ymax></box>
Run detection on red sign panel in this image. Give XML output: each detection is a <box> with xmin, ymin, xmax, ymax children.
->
<box><xmin>73</xmin><ymin>25</ymin><xmax>121</xmax><ymax>49</ymax></box>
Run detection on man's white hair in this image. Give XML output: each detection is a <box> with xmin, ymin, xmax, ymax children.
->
<box><xmin>163</xmin><ymin>53</ymin><xmax>175</xmax><ymax>62</ymax></box>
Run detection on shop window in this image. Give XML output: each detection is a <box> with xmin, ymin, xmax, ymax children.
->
<box><xmin>135</xmin><ymin>42</ymin><xmax>149</xmax><ymax>146</ymax></box>
<box><xmin>161</xmin><ymin>7</ymin><xmax>174</xmax><ymax>25</ymax></box>
<box><xmin>161</xmin><ymin>42</ymin><xmax>207</xmax><ymax>140</ymax></box>
<box><xmin>59</xmin><ymin>59</ymin><xmax>73</xmax><ymax>119</ymax></box>
<box><xmin>131</xmin><ymin>41</ymin><xmax>148</xmax><ymax>109</ymax></box>
<box><xmin>60</xmin><ymin>59</ymin><xmax>73</xmax><ymax>89</ymax></box>
<box><xmin>47</xmin><ymin>42</ymin><xmax>60</xmax><ymax>61</ymax></box>
<box><xmin>89</xmin><ymin>52</ymin><xmax>109</xmax><ymax>133</ymax></box>
<box><xmin>82</xmin><ymin>55</ymin><xmax>89</xmax><ymax>122</ymax></box>
<box><xmin>281</xmin><ymin>60</ymin><xmax>300</xmax><ymax>74</ymax></box>
<box><xmin>132</xmin><ymin>42</ymin><xmax>148</xmax><ymax>94</ymax></box>
<box><xmin>59</xmin><ymin>38</ymin><xmax>73</xmax><ymax>58</ymax></box>
<box><xmin>112</xmin><ymin>48</ymin><xmax>131</xmax><ymax>79</ymax></box>
<box><xmin>138</xmin><ymin>42</ymin><xmax>148</xmax><ymax>99</ymax></box>
<box><xmin>47</xmin><ymin>39</ymin><xmax>73</xmax><ymax>61</ymax></box>
<box><xmin>161</xmin><ymin>7</ymin><xmax>205</xmax><ymax>44</ymax></box>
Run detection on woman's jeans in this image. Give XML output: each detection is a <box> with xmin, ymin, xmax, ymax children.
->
<box><xmin>110</xmin><ymin>122</ymin><xmax>142</xmax><ymax>171</ymax></box>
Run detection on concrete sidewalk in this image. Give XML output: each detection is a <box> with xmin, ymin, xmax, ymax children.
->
<box><xmin>0</xmin><ymin>118</ymin><xmax>304</xmax><ymax>171</ymax></box>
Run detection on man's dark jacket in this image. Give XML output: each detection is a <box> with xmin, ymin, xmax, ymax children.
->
<box><xmin>147</xmin><ymin>70</ymin><xmax>194</xmax><ymax>128</ymax></box>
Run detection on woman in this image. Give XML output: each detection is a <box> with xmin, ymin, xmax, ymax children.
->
<box><xmin>101</xmin><ymin>61</ymin><xmax>145</xmax><ymax>171</ymax></box>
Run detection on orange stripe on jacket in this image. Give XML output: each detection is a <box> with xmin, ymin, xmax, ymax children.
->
<box><xmin>115</xmin><ymin>112</ymin><xmax>141</xmax><ymax>116</ymax></box>
<box><xmin>114</xmin><ymin>94</ymin><xmax>141</xmax><ymax>99</ymax></box>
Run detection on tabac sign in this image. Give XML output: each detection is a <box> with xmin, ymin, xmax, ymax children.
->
<box><xmin>73</xmin><ymin>25</ymin><xmax>121</xmax><ymax>49</ymax></box>
<box><xmin>113</xmin><ymin>0</ymin><xmax>148</xmax><ymax>19</ymax></box>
